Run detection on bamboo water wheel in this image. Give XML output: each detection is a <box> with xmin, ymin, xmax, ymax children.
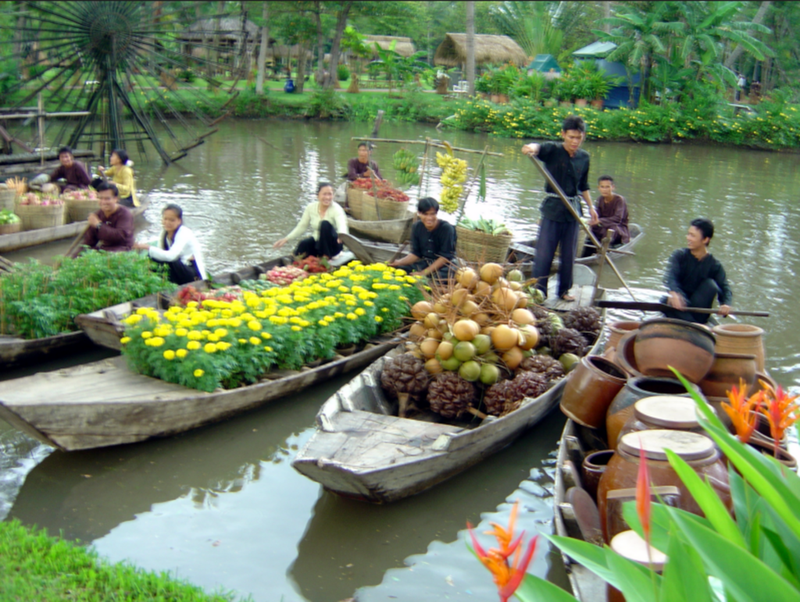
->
<box><xmin>0</xmin><ymin>1</ymin><xmax>254</xmax><ymax>164</ymax></box>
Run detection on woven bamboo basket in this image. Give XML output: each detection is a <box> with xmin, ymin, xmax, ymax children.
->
<box><xmin>66</xmin><ymin>197</ymin><xmax>100</xmax><ymax>222</ymax></box>
<box><xmin>0</xmin><ymin>189</ymin><xmax>16</xmax><ymax>211</ymax></box>
<box><xmin>347</xmin><ymin>185</ymin><xmax>408</xmax><ymax>221</ymax></box>
<box><xmin>346</xmin><ymin>188</ymin><xmax>367</xmax><ymax>220</ymax></box>
<box><xmin>0</xmin><ymin>221</ymin><xmax>22</xmax><ymax>235</ymax></box>
<box><xmin>455</xmin><ymin>226</ymin><xmax>513</xmax><ymax>263</ymax></box>
<box><xmin>14</xmin><ymin>203</ymin><xmax>66</xmax><ymax>231</ymax></box>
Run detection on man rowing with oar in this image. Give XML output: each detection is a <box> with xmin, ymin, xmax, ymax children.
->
<box><xmin>522</xmin><ymin>115</ymin><xmax>598</xmax><ymax>301</ymax></box>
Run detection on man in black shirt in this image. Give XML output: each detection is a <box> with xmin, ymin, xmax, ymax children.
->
<box><xmin>389</xmin><ymin>197</ymin><xmax>456</xmax><ymax>282</ymax></box>
<box><xmin>663</xmin><ymin>218</ymin><xmax>732</xmax><ymax>324</ymax></box>
<box><xmin>522</xmin><ymin>115</ymin><xmax>598</xmax><ymax>301</ymax></box>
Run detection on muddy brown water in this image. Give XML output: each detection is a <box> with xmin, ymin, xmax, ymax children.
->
<box><xmin>2</xmin><ymin>120</ymin><xmax>798</xmax><ymax>601</ymax></box>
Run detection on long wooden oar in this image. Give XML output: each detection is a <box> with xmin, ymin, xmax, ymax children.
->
<box><xmin>594</xmin><ymin>299</ymin><xmax>769</xmax><ymax>318</ymax></box>
<box><xmin>64</xmin><ymin>225</ymin><xmax>90</xmax><ymax>258</ymax></box>
<box><xmin>0</xmin><ymin>254</ymin><xmax>14</xmax><ymax>274</ymax></box>
<box><xmin>527</xmin><ymin>155</ymin><xmax>637</xmax><ymax>301</ymax></box>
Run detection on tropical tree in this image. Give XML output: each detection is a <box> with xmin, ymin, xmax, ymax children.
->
<box><xmin>491</xmin><ymin>1</ymin><xmax>564</xmax><ymax>59</ymax></box>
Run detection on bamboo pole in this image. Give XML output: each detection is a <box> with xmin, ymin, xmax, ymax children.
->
<box><xmin>591</xmin><ymin>229</ymin><xmax>613</xmax><ymax>305</ymax></box>
<box><xmin>417</xmin><ymin>137</ymin><xmax>430</xmax><ymax>200</ymax></box>
<box><xmin>366</xmin><ymin>111</ymin><xmax>385</xmax><ymax>220</ymax></box>
<box><xmin>352</xmin><ymin>137</ymin><xmax>503</xmax><ymax>157</ymax></box>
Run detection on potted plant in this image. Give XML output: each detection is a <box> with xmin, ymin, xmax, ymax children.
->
<box><xmin>589</xmin><ymin>70</ymin><xmax>615</xmax><ymax>109</ymax></box>
<box><xmin>572</xmin><ymin>75</ymin><xmax>592</xmax><ymax>107</ymax></box>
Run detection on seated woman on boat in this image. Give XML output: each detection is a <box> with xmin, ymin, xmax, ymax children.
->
<box><xmin>346</xmin><ymin>143</ymin><xmax>384</xmax><ymax>181</ymax></box>
<box><xmin>70</xmin><ymin>182</ymin><xmax>134</xmax><ymax>257</ymax></box>
<box><xmin>133</xmin><ymin>204</ymin><xmax>206</xmax><ymax>285</ymax></box>
<box><xmin>582</xmin><ymin>175</ymin><xmax>629</xmax><ymax>257</ymax></box>
<box><xmin>92</xmin><ymin>149</ymin><xmax>138</xmax><ymax>208</ymax></box>
<box><xmin>273</xmin><ymin>182</ymin><xmax>348</xmax><ymax>258</ymax></box>
<box><xmin>50</xmin><ymin>146</ymin><xmax>91</xmax><ymax>193</ymax></box>
<box><xmin>662</xmin><ymin>218</ymin><xmax>732</xmax><ymax>324</ymax></box>
<box><xmin>389</xmin><ymin>197</ymin><xmax>456</xmax><ymax>282</ymax></box>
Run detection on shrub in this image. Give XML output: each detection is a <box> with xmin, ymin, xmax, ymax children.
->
<box><xmin>337</xmin><ymin>63</ymin><xmax>350</xmax><ymax>81</ymax></box>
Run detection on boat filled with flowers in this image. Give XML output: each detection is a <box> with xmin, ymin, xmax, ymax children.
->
<box><xmin>0</xmin><ymin>262</ymin><xmax>423</xmax><ymax>451</ymax></box>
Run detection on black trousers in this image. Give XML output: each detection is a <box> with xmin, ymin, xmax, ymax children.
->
<box><xmin>152</xmin><ymin>258</ymin><xmax>201</xmax><ymax>285</ymax></box>
<box><xmin>661</xmin><ymin>278</ymin><xmax>721</xmax><ymax>324</ymax></box>
<box><xmin>533</xmin><ymin>217</ymin><xmax>579</xmax><ymax>298</ymax></box>
<box><xmin>294</xmin><ymin>221</ymin><xmax>343</xmax><ymax>258</ymax></box>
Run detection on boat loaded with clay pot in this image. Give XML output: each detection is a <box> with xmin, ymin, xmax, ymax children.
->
<box><xmin>553</xmin><ymin>315</ymin><xmax>798</xmax><ymax>601</ymax></box>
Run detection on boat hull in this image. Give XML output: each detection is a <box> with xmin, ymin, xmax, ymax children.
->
<box><xmin>347</xmin><ymin>215</ymin><xmax>413</xmax><ymax>244</ymax></box>
<box><xmin>0</xmin><ymin>330</ymin><xmax>93</xmax><ymax>368</ymax></box>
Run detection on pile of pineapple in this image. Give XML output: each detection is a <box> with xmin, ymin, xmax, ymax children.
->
<box><xmin>380</xmin><ymin>262</ymin><xmax>602</xmax><ymax>420</ymax></box>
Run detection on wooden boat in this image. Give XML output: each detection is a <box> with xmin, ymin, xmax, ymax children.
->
<box><xmin>291</xmin><ymin>265</ymin><xmax>601</xmax><ymax>503</ymax></box>
<box><xmin>347</xmin><ymin>213</ymin><xmax>414</xmax><ymax>244</ymax></box>
<box><xmin>508</xmin><ymin>223</ymin><xmax>644</xmax><ymax>268</ymax></box>
<box><xmin>0</xmin><ymin>194</ymin><xmax>150</xmax><ymax>253</ymax></box>
<box><xmin>0</xmin><ymin>331</ymin><xmax>95</xmax><ymax>368</ymax></box>
<box><xmin>0</xmin><ymin>331</ymin><xmax>406</xmax><ymax>451</ymax></box>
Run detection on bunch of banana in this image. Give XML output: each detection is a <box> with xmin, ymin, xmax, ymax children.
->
<box><xmin>392</xmin><ymin>148</ymin><xmax>420</xmax><ymax>188</ymax></box>
<box><xmin>435</xmin><ymin>151</ymin><xmax>467</xmax><ymax>213</ymax></box>
<box><xmin>458</xmin><ymin>217</ymin><xmax>512</xmax><ymax>236</ymax></box>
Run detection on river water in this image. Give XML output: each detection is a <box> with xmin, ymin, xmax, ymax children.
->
<box><xmin>2</xmin><ymin>120</ymin><xmax>798</xmax><ymax>602</ymax></box>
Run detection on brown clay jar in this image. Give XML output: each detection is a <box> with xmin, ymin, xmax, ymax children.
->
<box><xmin>712</xmin><ymin>323</ymin><xmax>766</xmax><ymax>372</ymax></box>
<box><xmin>606</xmin><ymin>377</ymin><xmax>703</xmax><ymax>451</ymax></box>
<box><xmin>560</xmin><ymin>355</ymin><xmax>627</xmax><ymax>429</ymax></box>
<box><xmin>699</xmin><ymin>353</ymin><xmax>757</xmax><ymax>399</ymax></box>
<box><xmin>634</xmin><ymin>318</ymin><xmax>716</xmax><ymax>382</ymax></box>
<box><xmin>597</xmin><ymin>430</ymin><xmax>731</xmax><ymax>543</ymax></box>
<box><xmin>617</xmin><ymin>395</ymin><xmax>712</xmax><ymax>445</ymax></box>
<box><xmin>607</xmin><ymin>530</ymin><xmax>666</xmax><ymax>602</ymax></box>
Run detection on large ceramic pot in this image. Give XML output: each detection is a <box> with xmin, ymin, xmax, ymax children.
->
<box><xmin>607</xmin><ymin>321</ymin><xmax>641</xmax><ymax>354</ymax></box>
<box><xmin>597</xmin><ymin>430</ymin><xmax>731</xmax><ymax>542</ymax></box>
<box><xmin>712</xmin><ymin>324</ymin><xmax>766</xmax><ymax>372</ymax></box>
<box><xmin>698</xmin><ymin>353</ymin><xmax>757</xmax><ymax>398</ymax></box>
<box><xmin>634</xmin><ymin>318</ymin><xmax>715</xmax><ymax>382</ymax></box>
<box><xmin>581</xmin><ymin>449</ymin><xmax>615</xmax><ymax>501</ymax></box>
<box><xmin>560</xmin><ymin>356</ymin><xmax>627</xmax><ymax>428</ymax></box>
<box><xmin>606</xmin><ymin>376</ymin><xmax>703</xmax><ymax>450</ymax></box>
<box><xmin>618</xmin><ymin>395</ymin><xmax>713</xmax><ymax>443</ymax></box>
<box><xmin>613</xmin><ymin>331</ymin><xmax>643</xmax><ymax>378</ymax></box>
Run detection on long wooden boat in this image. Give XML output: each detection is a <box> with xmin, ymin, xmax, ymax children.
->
<box><xmin>0</xmin><ymin>332</ymin><xmax>406</xmax><ymax>452</ymax></box>
<box><xmin>291</xmin><ymin>265</ymin><xmax>601</xmax><ymax>503</ymax></box>
<box><xmin>0</xmin><ymin>331</ymin><xmax>95</xmax><ymax>368</ymax></box>
<box><xmin>509</xmin><ymin>223</ymin><xmax>644</xmax><ymax>268</ymax></box>
<box><xmin>347</xmin><ymin>213</ymin><xmax>414</xmax><ymax>245</ymax></box>
<box><xmin>0</xmin><ymin>194</ymin><xmax>150</xmax><ymax>253</ymax></box>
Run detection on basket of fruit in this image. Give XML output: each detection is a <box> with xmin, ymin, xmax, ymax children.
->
<box><xmin>455</xmin><ymin>217</ymin><xmax>513</xmax><ymax>263</ymax></box>
<box><xmin>63</xmin><ymin>189</ymin><xmax>100</xmax><ymax>222</ymax></box>
<box><xmin>14</xmin><ymin>192</ymin><xmax>66</xmax><ymax>230</ymax></box>
<box><xmin>348</xmin><ymin>178</ymin><xmax>409</xmax><ymax>221</ymax></box>
<box><xmin>1</xmin><ymin>177</ymin><xmax>26</xmax><ymax>211</ymax></box>
<box><xmin>0</xmin><ymin>209</ymin><xmax>22</xmax><ymax>235</ymax></box>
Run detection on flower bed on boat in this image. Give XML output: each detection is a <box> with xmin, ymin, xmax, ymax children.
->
<box><xmin>0</xmin><ymin>252</ymin><xmax>175</xmax><ymax>339</ymax></box>
<box><xmin>120</xmin><ymin>262</ymin><xmax>424</xmax><ymax>392</ymax></box>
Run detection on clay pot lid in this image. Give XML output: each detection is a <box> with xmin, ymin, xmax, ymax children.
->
<box><xmin>610</xmin><ymin>530</ymin><xmax>667</xmax><ymax>570</ymax></box>
<box><xmin>712</xmin><ymin>323</ymin><xmax>764</xmax><ymax>336</ymax></box>
<box><xmin>633</xmin><ymin>396</ymin><xmax>701</xmax><ymax>429</ymax></box>
<box><xmin>638</xmin><ymin>317</ymin><xmax>717</xmax><ymax>342</ymax></box>
<box><xmin>618</xmin><ymin>429</ymin><xmax>714</xmax><ymax>461</ymax></box>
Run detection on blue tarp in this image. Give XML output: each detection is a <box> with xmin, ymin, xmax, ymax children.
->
<box><xmin>574</xmin><ymin>42</ymin><xmax>641</xmax><ymax>109</ymax></box>
<box><xmin>527</xmin><ymin>54</ymin><xmax>561</xmax><ymax>73</ymax></box>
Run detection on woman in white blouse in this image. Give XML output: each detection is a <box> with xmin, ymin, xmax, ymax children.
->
<box><xmin>134</xmin><ymin>204</ymin><xmax>206</xmax><ymax>284</ymax></box>
<box><xmin>273</xmin><ymin>182</ymin><xmax>348</xmax><ymax>258</ymax></box>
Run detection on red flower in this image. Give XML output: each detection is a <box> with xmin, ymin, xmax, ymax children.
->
<box><xmin>636</xmin><ymin>436</ymin><xmax>652</xmax><ymax>548</ymax></box>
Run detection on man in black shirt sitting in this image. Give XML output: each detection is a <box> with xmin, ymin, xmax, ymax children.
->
<box><xmin>389</xmin><ymin>197</ymin><xmax>456</xmax><ymax>282</ymax></box>
<box><xmin>663</xmin><ymin>218</ymin><xmax>732</xmax><ymax>324</ymax></box>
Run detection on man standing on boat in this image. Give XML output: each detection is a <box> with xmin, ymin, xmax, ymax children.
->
<box><xmin>582</xmin><ymin>175</ymin><xmax>629</xmax><ymax>256</ymax></box>
<box><xmin>521</xmin><ymin>115</ymin><xmax>598</xmax><ymax>301</ymax></box>
<box><xmin>346</xmin><ymin>142</ymin><xmax>383</xmax><ymax>181</ymax></box>
<box><xmin>663</xmin><ymin>218</ymin><xmax>732</xmax><ymax>324</ymax></box>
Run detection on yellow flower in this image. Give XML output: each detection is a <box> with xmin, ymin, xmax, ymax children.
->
<box><xmin>207</xmin><ymin>334</ymin><xmax>219</xmax><ymax>342</ymax></box>
<box><xmin>187</xmin><ymin>330</ymin><xmax>202</xmax><ymax>340</ymax></box>
<box><xmin>249</xmin><ymin>336</ymin><xmax>261</xmax><ymax>345</ymax></box>
<box><xmin>120</xmin><ymin>336</ymin><xmax>131</xmax><ymax>344</ymax></box>
<box><xmin>355</xmin><ymin>308</ymin><xmax>366</xmax><ymax>316</ymax></box>
<box><xmin>175</xmin><ymin>328</ymin><xmax>188</xmax><ymax>337</ymax></box>
<box><xmin>260</xmin><ymin>332</ymin><xmax>272</xmax><ymax>339</ymax></box>
<box><xmin>381</xmin><ymin>307</ymin><xmax>389</xmax><ymax>312</ymax></box>
<box><xmin>194</xmin><ymin>369</ymin><xmax>204</xmax><ymax>378</ymax></box>
<box><xmin>163</xmin><ymin>350</ymin><xmax>176</xmax><ymax>360</ymax></box>
<box><xmin>141</xmin><ymin>331</ymin><xmax>153</xmax><ymax>339</ymax></box>
<box><xmin>248</xmin><ymin>320</ymin><xmax>262</xmax><ymax>331</ymax></box>
<box><xmin>176</xmin><ymin>349</ymin><xmax>188</xmax><ymax>358</ymax></box>
<box><xmin>216</xmin><ymin>342</ymin><xmax>232</xmax><ymax>351</ymax></box>
<box><xmin>238</xmin><ymin>338</ymin><xmax>247</xmax><ymax>344</ymax></box>
<box><xmin>187</xmin><ymin>341</ymin><xmax>201</xmax><ymax>350</ymax></box>
<box><xmin>123</xmin><ymin>314</ymin><xmax>142</xmax><ymax>325</ymax></box>
<box><xmin>204</xmin><ymin>343</ymin><xmax>217</xmax><ymax>353</ymax></box>
<box><xmin>136</xmin><ymin>307</ymin><xmax>150</xmax><ymax>315</ymax></box>
<box><xmin>374</xmin><ymin>316</ymin><xmax>383</xmax><ymax>323</ymax></box>
<box><xmin>347</xmin><ymin>312</ymin><xmax>357</xmax><ymax>320</ymax></box>
<box><xmin>150</xmin><ymin>337</ymin><xmax>165</xmax><ymax>347</ymax></box>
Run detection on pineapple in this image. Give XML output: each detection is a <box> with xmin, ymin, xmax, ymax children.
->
<box><xmin>428</xmin><ymin>372</ymin><xmax>477</xmax><ymax>419</ymax></box>
<box><xmin>380</xmin><ymin>353</ymin><xmax>430</xmax><ymax>417</ymax></box>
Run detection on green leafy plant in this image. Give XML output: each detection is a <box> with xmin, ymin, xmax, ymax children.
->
<box><xmin>0</xmin><ymin>252</ymin><xmax>175</xmax><ymax>339</ymax></box>
<box><xmin>458</xmin><ymin>217</ymin><xmax>511</xmax><ymax>236</ymax></box>
<box><xmin>337</xmin><ymin>63</ymin><xmax>350</xmax><ymax>81</ymax></box>
<box><xmin>0</xmin><ymin>209</ymin><xmax>20</xmax><ymax>224</ymax></box>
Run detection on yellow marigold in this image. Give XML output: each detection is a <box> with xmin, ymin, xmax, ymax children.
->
<box><xmin>238</xmin><ymin>338</ymin><xmax>247</xmax><ymax>344</ymax></box>
<box><xmin>228</xmin><ymin>318</ymin><xmax>242</xmax><ymax>328</ymax></box>
<box><xmin>334</xmin><ymin>312</ymin><xmax>345</xmax><ymax>319</ymax></box>
<box><xmin>347</xmin><ymin>312</ymin><xmax>357</xmax><ymax>320</ymax></box>
<box><xmin>120</xmin><ymin>336</ymin><xmax>131</xmax><ymax>344</ymax></box>
<box><xmin>179</xmin><ymin>320</ymin><xmax>194</xmax><ymax>328</ymax></box>
<box><xmin>163</xmin><ymin>350</ymin><xmax>176</xmax><ymax>360</ymax></box>
<box><xmin>355</xmin><ymin>308</ymin><xmax>366</xmax><ymax>316</ymax></box>
<box><xmin>187</xmin><ymin>330</ymin><xmax>203</xmax><ymax>340</ymax></box>
<box><xmin>123</xmin><ymin>314</ymin><xmax>142</xmax><ymax>325</ymax></box>
<box><xmin>141</xmin><ymin>331</ymin><xmax>153</xmax><ymax>339</ymax></box>
<box><xmin>176</xmin><ymin>349</ymin><xmax>188</xmax><ymax>358</ymax></box>
<box><xmin>187</xmin><ymin>301</ymin><xmax>199</xmax><ymax>309</ymax></box>
<box><xmin>207</xmin><ymin>334</ymin><xmax>219</xmax><ymax>342</ymax></box>
<box><xmin>291</xmin><ymin>325</ymin><xmax>302</xmax><ymax>332</ymax></box>
<box><xmin>194</xmin><ymin>369</ymin><xmax>204</xmax><ymax>378</ymax></box>
<box><xmin>249</xmin><ymin>336</ymin><xmax>261</xmax><ymax>345</ymax></box>
<box><xmin>136</xmin><ymin>307</ymin><xmax>150</xmax><ymax>315</ymax></box>
<box><xmin>260</xmin><ymin>332</ymin><xmax>272</xmax><ymax>339</ymax></box>
<box><xmin>187</xmin><ymin>341</ymin><xmax>201</xmax><ymax>350</ymax></box>
<box><xmin>318</xmin><ymin>320</ymin><xmax>328</xmax><ymax>326</ymax></box>
<box><xmin>381</xmin><ymin>307</ymin><xmax>389</xmax><ymax>312</ymax></box>
<box><xmin>214</xmin><ymin>328</ymin><xmax>228</xmax><ymax>338</ymax></box>
<box><xmin>149</xmin><ymin>337</ymin><xmax>165</xmax><ymax>347</ymax></box>
<box><xmin>364</xmin><ymin>301</ymin><xmax>374</xmax><ymax>307</ymax></box>
<box><xmin>204</xmin><ymin>343</ymin><xmax>217</xmax><ymax>353</ymax></box>
<box><xmin>374</xmin><ymin>316</ymin><xmax>383</xmax><ymax>323</ymax></box>
<box><xmin>206</xmin><ymin>318</ymin><xmax>219</xmax><ymax>327</ymax></box>
<box><xmin>175</xmin><ymin>328</ymin><xmax>188</xmax><ymax>337</ymax></box>
<box><xmin>216</xmin><ymin>342</ymin><xmax>232</xmax><ymax>351</ymax></box>
<box><xmin>263</xmin><ymin>346</ymin><xmax>273</xmax><ymax>352</ymax></box>
<box><xmin>154</xmin><ymin>327</ymin><xmax>171</xmax><ymax>337</ymax></box>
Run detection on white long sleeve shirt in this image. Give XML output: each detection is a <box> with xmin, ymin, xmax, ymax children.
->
<box><xmin>148</xmin><ymin>225</ymin><xmax>207</xmax><ymax>280</ymax></box>
<box><xmin>285</xmin><ymin>201</ymin><xmax>349</xmax><ymax>242</ymax></box>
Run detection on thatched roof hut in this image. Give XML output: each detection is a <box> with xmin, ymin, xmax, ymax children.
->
<box><xmin>363</xmin><ymin>35</ymin><xmax>416</xmax><ymax>57</ymax></box>
<box><xmin>434</xmin><ymin>34</ymin><xmax>527</xmax><ymax>67</ymax></box>
<box><xmin>270</xmin><ymin>45</ymin><xmax>313</xmax><ymax>61</ymax></box>
<box><xmin>180</xmin><ymin>17</ymin><xmax>258</xmax><ymax>43</ymax></box>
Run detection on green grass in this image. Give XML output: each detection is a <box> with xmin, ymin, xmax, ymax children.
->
<box><xmin>0</xmin><ymin>520</ymin><xmax>247</xmax><ymax>602</ymax></box>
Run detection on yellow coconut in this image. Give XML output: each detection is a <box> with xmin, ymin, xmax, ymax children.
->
<box><xmin>411</xmin><ymin>301</ymin><xmax>434</xmax><ymax>321</ymax></box>
<box><xmin>460</xmin><ymin>299</ymin><xmax>480</xmax><ymax>317</ymax></box>
<box><xmin>424</xmin><ymin>312</ymin><xmax>440</xmax><ymax>329</ymax></box>
<box><xmin>451</xmin><ymin>288</ymin><xmax>471</xmax><ymax>308</ymax></box>
<box><xmin>517</xmin><ymin>325</ymin><xmax>540</xmax><ymax>350</ymax></box>
<box><xmin>427</xmin><ymin>328</ymin><xmax>443</xmax><ymax>341</ymax></box>
<box><xmin>437</xmin><ymin>340</ymin><xmax>454</xmax><ymax>361</ymax></box>
<box><xmin>511</xmin><ymin>308</ymin><xmax>535</xmax><ymax>325</ymax></box>
<box><xmin>491</xmin><ymin>324</ymin><xmax>519</xmax><ymax>351</ymax></box>
<box><xmin>433</xmin><ymin>301</ymin><xmax>449</xmax><ymax>315</ymax></box>
<box><xmin>502</xmin><ymin>346</ymin><xmax>524</xmax><ymax>370</ymax></box>
<box><xmin>474</xmin><ymin>280</ymin><xmax>492</xmax><ymax>298</ymax></box>
<box><xmin>473</xmin><ymin>311</ymin><xmax>491</xmax><ymax>326</ymax></box>
<box><xmin>409</xmin><ymin>322</ymin><xmax>427</xmax><ymax>341</ymax></box>
<box><xmin>491</xmin><ymin>287</ymin><xmax>519</xmax><ymax>312</ymax></box>
<box><xmin>480</xmin><ymin>263</ymin><xmax>504</xmax><ymax>285</ymax></box>
<box><xmin>425</xmin><ymin>358</ymin><xmax>443</xmax><ymax>374</ymax></box>
<box><xmin>508</xmin><ymin>281</ymin><xmax>523</xmax><ymax>291</ymax></box>
<box><xmin>457</xmin><ymin>267</ymin><xmax>479</xmax><ymax>290</ymax></box>
<box><xmin>452</xmin><ymin>319</ymin><xmax>480</xmax><ymax>341</ymax></box>
<box><xmin>420</xmin><ymin>338</ymin><xmax>440</xmax><ymax>358</ymax></box>
<box><xmin>515</xmin><ymin>293</ymin><xmax>530</xmax><ymax>309</ymax></box>
<box><xmin>481</xmin><ymin>325</ymin><xmax>496</xmax><ymax>336</ymax></box>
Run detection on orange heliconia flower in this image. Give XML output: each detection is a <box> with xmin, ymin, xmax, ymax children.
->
<box><xmin>759</xmin><ymin>382</ymin><xmax>799</xmax><ymax>452</ymax></box>
<box><xmin>468</xmin><ymin>501</ymin><xmax>539</xmax><ymax>602</ymax></box>
<box><xmin>636</xmin><ymin>436</ymin><xmax>652</xmax><ymax>549</ymax></box>
<box><xmin>722</xmin><ymin>378</ymin><xmax>763</xmax><ymax>444</ymax></box>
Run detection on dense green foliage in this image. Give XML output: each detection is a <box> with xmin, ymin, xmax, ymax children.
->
<box><xmin>0</xmin><ymin>520</ymin><xmax>242</xmax><ymax>601</ymax></box>
<box><xmin>0</xmin><ymin>252</ymin><xmax>175</xmax><ymax>339</ymax></box>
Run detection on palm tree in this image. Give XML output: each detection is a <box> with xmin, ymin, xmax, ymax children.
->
<box><xmin>491</xmin><ymin>1</ymin><xmax>563</xmax><ymax>59</ymax></box>
<box><xmin>593</xmin><ymin>2</ymin><xmax>683</xmax><ymax>105</ymax></box>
